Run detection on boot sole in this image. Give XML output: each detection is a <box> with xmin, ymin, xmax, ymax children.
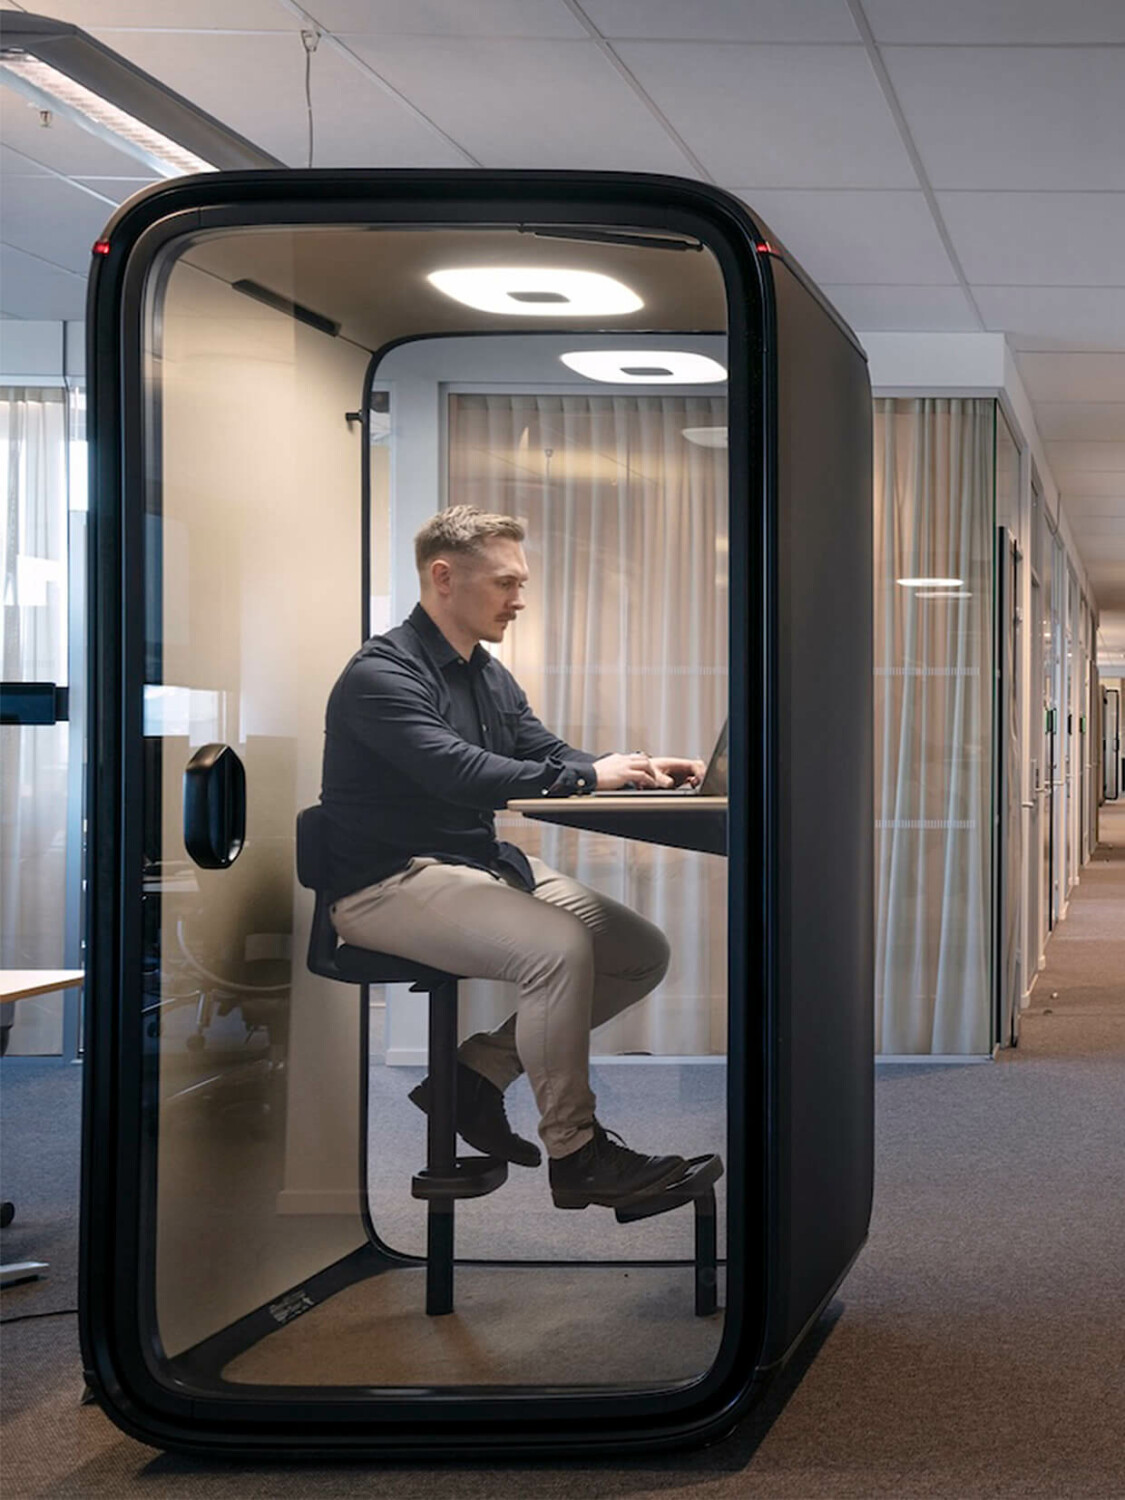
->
<box><xmin>550</xmin><ymin>1158</ymin><xmax>691</xmax><ymax>1210</ymax></box>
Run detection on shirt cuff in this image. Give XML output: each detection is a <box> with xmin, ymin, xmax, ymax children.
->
<box><xmin>540</xmin><ymin>755</ymin><xmax>598</xmax><ymax>797</ymax></box>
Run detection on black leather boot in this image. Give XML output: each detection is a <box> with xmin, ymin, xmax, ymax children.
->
<box><xmin>549</xmin><ymin>1120</ymin><xmax>688</xmax><ymax>1209</ymax></box>
<box><xmin>409</xmin><ymin>1063</ymin><xmax>541</xmax><ymax>1168</ymax></box>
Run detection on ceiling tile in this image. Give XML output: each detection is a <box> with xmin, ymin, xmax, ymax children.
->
<box><xmin>71</xmin><ymin>177</ymin><xmax>161</xmax><ymax>205</ymax></box>
<box><xmin>1069</xmin><ymin>517</ymin><xmax>1125</xmax><ymax>535</ymax></box>
<box><xmin>581</xmin><ymin>0</ymin><xmax>859</xmax><ymax>42</ymax></box>
<box><xmin>344</xmin><ymin>37</ymin><xmax>692</xmax><ymax>171</ymax></box>
<box><xmin>308</xmin><ymin>0</ymin><xmax>585</xmax><ymax>36</ymax></box>
<box><xmin>884</xmin><ymin>47</ymin><xmax>1125</xmax><ymax>190</ymax></box>
<box><xmin>1033</xmin><ymin>403</ymin><xmax>1125</xmax><ymax>443</ymax></box>
<box><xmin>88</xmin><ymin>30</ymin><xmax>467</xmax><ymax>168</ymax></box>
<box><xmin>938</xmin><ymin>191</ymin><xmax>1125</xmax><ymax>286</ymax></box>
<box><xmin>1016</xmin><ymin>351</ymin><xmax>1125</xmax><ymax>403</ymax></box>
<box><xmin>0</xmin><ymin>142</ymin><xmax>51</xmax><ymax>177</ymax></box>
<box><xmin>0</xmin><ymin>243</ymin><xmax>86</xmax><ymax>321</ymax></box>
<box><xmin>1052</xmin><ymin>471</ymin><xmax>1125</xmax><ymax>498</ymax></box>
<box><xmin>614</xmin><ymin>43</ymin><xmax>917</xmax><ymax>187</ymax></box>
<box><xmin>0</xmin><ymin>85</ymin><xmax>147</xmax><ymax>177</ymax></box>
<box><xmin>1046</xmin><ymin>440</ymin><xmax>1125</xmax><ymax>474</ymax></box>
<box><xmin>0</xmin><ymin>174</ymin><xmax>118</xmax><ymax>274</ymax></box>
<box><xmin>1064</xmin><ymin>498</ymin><xmax>1125</xmax><ymax>519</ymax></box>
<box><xmin>831</xmin><ymin>284</ymin><xmax>979</xmax><ymax>332</ymax></box>
<box><xmin>18</xmin><ymin>0</ymin><xmax>301</xmax><ymax>28</ymax></box>
<box><xmin>732</xmin><ymin>189</ymin><xmax>956</xmax><ymax>285</ymax></box>
<box><xmin>865</xmin><ymin>0</ymin><xmax>1125</xmax><ymax>44</ymax></box>
<box><xmin>976</xmin><ymin>287</ymin><xmax>1125</xmax><ymax>346</ymax></box>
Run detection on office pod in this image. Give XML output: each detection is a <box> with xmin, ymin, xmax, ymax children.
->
<box><xmin>80</xmin><ymin>172</ymin><xmax>873</xmax><ymax>1458</ymax></box>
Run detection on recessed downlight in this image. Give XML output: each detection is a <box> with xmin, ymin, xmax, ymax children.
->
<box><xmin>427</xmin><ymin>268</ymin><xmax>642</xmax><ymax>317</ymax></box>
<box><xmin>560</xmin><ymin>351</ymin><xmax>727</xmax><ymax>384</ymax></box>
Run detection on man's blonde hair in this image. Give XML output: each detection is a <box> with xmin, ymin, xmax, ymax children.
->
<box><xmin>414</xmin><ymin>505</ymin><xmax>526</xmax><ymax>575</ymax></box>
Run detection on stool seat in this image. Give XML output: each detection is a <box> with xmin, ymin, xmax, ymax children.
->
<box><xmin>332</xmin><ymin>945</ymin><xmax>461</xmax><ymax>990</ymax></box>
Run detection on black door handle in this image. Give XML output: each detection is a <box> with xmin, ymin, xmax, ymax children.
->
<box><xmin>183</xmin><ymin>744</ymin><xmax>246</xmax><ymax>869</ymax></box>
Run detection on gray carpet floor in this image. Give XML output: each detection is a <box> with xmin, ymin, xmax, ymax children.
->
<box><xmin>3</xmin><ymin>804</ymin><xmax>1125</xmax><ymax>1497</ymax></box>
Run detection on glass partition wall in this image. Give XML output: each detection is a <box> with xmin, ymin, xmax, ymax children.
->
<box><xmin>873</xmin><ymin>397</ymin><xmax>995</xmax><ymax>1056</ymax></box>
<box><xmin>134</xmin><ymin>222</ymin><xmax>730</xmax><ymax>1393</ymax></box>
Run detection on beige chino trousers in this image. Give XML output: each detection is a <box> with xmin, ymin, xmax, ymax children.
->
<box><xmin>330</xmin><ymin>853</ymin><xmax>670</xmax><ymax>1158</ymax></box>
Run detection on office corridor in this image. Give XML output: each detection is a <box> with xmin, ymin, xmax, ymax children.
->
<box><xmin>4</xmin><ymin>813</ymin><xmax>1125</xmax><ymax>1496</ymax></box>
<box><xmin>1020</xmin><ymin>800</ymin><xmax>1125</xmax><ymax>1062</ymax></box>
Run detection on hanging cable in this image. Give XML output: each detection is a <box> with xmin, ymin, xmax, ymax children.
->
<box><xmin>300</xmin><ymin>28</ymin><xmax>319</xmax><ymax>168</ymax></box>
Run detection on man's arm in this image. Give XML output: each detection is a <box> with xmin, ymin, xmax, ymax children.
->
<box><xmin>507</xmin><ymin>687</ymin><xmax>599</xmax><ymax>794</ymax></box>
<box><xmin>508</xmin><ymin>686</ymin><xmax>704</xmax><ymax>792</ymax></box>
<box><xmin>340</xmin><ymin>656</ymin><xmax>594</xmax><ymax>808</ymax></box>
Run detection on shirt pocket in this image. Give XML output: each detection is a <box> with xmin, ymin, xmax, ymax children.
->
<box><xmin>496</xmin><ymin>709</ymin><xmax>523</xmax><ymax>758</ymax></box>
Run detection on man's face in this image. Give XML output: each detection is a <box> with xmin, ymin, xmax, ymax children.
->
<box><xmin>447</xmin><ymin>537</ymin><xmax>529</xmax><ymax>645</ymax></box>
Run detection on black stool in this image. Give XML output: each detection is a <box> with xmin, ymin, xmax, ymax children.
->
<box><xmin>296</xmin><ymin>806</ymin><xmax>507</xmax><ymax>1316</ymax></box>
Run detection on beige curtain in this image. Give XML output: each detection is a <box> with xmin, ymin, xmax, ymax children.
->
<box><xmin>1</xmin><ymin>388</ymin><xmax>70</xmax><ymax>1053</ymax></box>
<box><xmin>448</xmin><ymin>393</ymin><xmax>728</xmax><ymax>1055</ymax></box>
<box><xmin>874</xmin><ymin>397</ymin><xmax>994</xmax><ymax>1055</ymax></box>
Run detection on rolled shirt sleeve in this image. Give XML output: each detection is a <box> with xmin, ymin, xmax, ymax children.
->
<box><xmin>507</xmin><ymin>686</ymin><xmax>599</xmax><ymax>796</ymax></box>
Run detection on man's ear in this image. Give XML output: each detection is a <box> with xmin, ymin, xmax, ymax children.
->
<box><xmin>429</xmin><ymin>557</ymin><xmax>453</xmax><ymax>595</ymax></box>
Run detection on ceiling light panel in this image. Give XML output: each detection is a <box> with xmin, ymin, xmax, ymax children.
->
<box><xmin>0</xmin><ymin>54</ymin><xmax>215</xmax><ymax>175</ymax></box>
<box><xmin>897</xmin><ymin>577</ymin><xmax>964</xmax><ymax>588</ymax></box>
<box><xmin>561</xmin><ymin>350</ymin><xmax>727</xmax><ymax>384</ymax></box>
<box><xmin>428</xmin><ymin>268</ymin><xmax>642</xmax><ymax>317</ymax></box>
<box><xmin>682</xmin><ymin>426</ymin><xmax>729</xmax><ymax>448</ymax></box>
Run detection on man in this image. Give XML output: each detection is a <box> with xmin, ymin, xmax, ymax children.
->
<box><xmin>321</xmin><ymin>506</ymin><xmax>706</xmax><ymax>1210</ymax></box>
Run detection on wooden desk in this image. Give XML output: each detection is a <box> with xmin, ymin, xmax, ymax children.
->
<box><xmin>507</xmin><ymin>796</ymin><xmax>727</xmax><ymax>857</ymax></box>
<box><xmin>0</xmin><ymin>970</ymin><xmax>83</xmax><ymax>1287</ymax></box>
<box><xmin>1</xmin><ymin>970</ymin><xmax>85</xmax><ymax>1006</ymax></box>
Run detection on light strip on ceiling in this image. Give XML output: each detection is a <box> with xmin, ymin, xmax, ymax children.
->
<box><xmin>896</xmin><ymin>577</ymin><xmax>963</xmax><ymax>588</ymax></box>
<box><xmin>0</xmin><ymin>55</ymin><xmax>216</xmax><ymax>176</ymax></box>
<box><xmin>560</xmin><ymin>350</ymin><xmax>727</xmax><ymax>384</ymax></box>
<box><xmin>0</xmin><ymin>12</ymin><xmax>281</xmax><ymax>177</ymax></box>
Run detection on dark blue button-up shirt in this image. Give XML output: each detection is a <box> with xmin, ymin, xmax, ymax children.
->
<box><xmin>320</xmin><ymin>603</ymin><xmax>599</xmax><ymax>903</ymax></box>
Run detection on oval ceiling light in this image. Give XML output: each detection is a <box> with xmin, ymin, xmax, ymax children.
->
<box><xmin>682</xmin><ymin>425</ymin><xmax>728</xmax><ymax>448</ymax></box>
<box><xmin>427</xmin><ymin>268</ymin><xmax>642</xmax><ymax>317</ymax></box>
<box><xmin>896</xmin><ymin>577</ymin><xmax>963</xmax><ymax>588</ymax></box>
<box><xmin>560</xmin><ymin>351</ymin><xmax>727</xmax><ymax>384</ymax></box>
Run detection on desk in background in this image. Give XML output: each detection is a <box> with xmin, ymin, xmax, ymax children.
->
<box><xmin>0</xmin><ymin>969</ymin><xmax>84</xmax><ymax>1287</ymax></box>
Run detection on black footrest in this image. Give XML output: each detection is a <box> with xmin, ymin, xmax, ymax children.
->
<box><xmin>614</xmin><ymin>1154</ymin><xmax>724</xmax><ymax>1223</ymax></box>
<box><xmin>412</xmin><ymin>1155</ymin><xmax>508</xmax><ymax>1201</ymax></box>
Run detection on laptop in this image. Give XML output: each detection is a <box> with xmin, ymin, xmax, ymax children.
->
<box><xmin>592</xmin><ymin>720</ymin><xmax>728</xmax><ymax>797</ymax></box>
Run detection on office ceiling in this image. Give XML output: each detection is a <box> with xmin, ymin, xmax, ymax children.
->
<box><xmin>3</xmin><ymin>0</ymin><xmax>1125</xmax><ymax>653</ymax></box>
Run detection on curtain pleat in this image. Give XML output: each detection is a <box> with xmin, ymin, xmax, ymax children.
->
<box><xmin>874</xmin><ymin>397</ymin><xmax>994</xmax><ymax>1054</ymax></box>
<box><xmin>448</xmin><ymin>393</ymin><xmax>729</xmax><ymax>1054</ymax></box>
<box><xmin>1</xmin><ymin>389</ymin><xmax>70</xmax><ymax>1051</ymax></box>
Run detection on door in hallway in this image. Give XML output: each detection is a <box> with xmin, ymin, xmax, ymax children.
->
<box><xmin>995</xmin><ymin>530</ymin><xmax>1022</xmax><ymax>1047</ymax></box>
<box><xmin>1105</xmin><ymin>688</ymin><xmax>1121</xmax><ymax>801</ymax></box>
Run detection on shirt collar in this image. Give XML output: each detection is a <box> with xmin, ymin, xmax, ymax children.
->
<box><xmin>408</xmin><ymin>603</ymin><xmax>491</xmax><ymax>675</ymax></box>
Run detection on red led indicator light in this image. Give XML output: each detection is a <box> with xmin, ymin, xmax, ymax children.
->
<box><xmin>93</xmin><ymin>240</ymin><xmax>111</xmax><ymax>255</ymax></box>
<box><xmin>756</xmin><ymin>241</ymin><xmax>777</xmax><ymax>255</ymax></box>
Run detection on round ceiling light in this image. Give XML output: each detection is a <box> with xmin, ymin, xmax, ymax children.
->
<box><xmin>427</xmin><ymin>267</ymin><xmax>642</xmax><ymax>317</ymax></box>
<box><xmin>559</xmin><ymin>350</ymin><xmax>727</xmax><ymax>384</ymax></box>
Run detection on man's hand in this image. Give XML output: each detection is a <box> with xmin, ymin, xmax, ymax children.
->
<box><xmin>651</xmin><ymin>756</ymin><xmax>706</xmax><ymax>788</ymax></box>
<box><xmin>593</xmin><ymin>752</ymin><xmax>666</xmax><ymax>790</ymax></box>
<box><xmin>592</xmin><ymin>752</ymin><xmax>706</xmax><ymax>791</ymax></box>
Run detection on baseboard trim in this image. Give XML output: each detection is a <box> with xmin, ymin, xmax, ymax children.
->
<box><xmin>876</xmin><ymin>1053</ymin><xmax>992</xmax><ymax>1065</ymax></box>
